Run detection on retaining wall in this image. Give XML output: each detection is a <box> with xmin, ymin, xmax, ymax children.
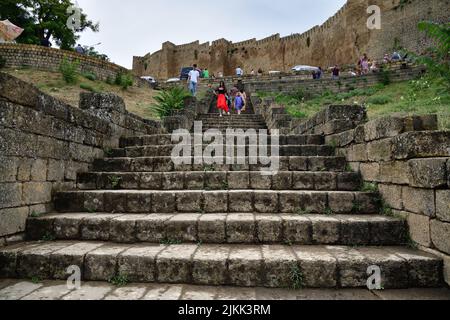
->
<box><xmin>0</xmin><ymin>72</ymin><xmax>162</xmax><ymax>244</ymax></box>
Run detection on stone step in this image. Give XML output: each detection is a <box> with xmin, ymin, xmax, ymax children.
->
<box><xmin>93</xmin><ymin>156</ymin><xmax>348</xmax><ymax>173</ymax></box>
<box><xmin>54</xmin><ymin>190</ymin><xmax>380</xmax><ymax>214</ymax></box>
<box><xmin>77</xmin><ymin>171</ymin><xmax>362</xmax><ymax>191</ymax></box>
<box><xmin>26</xmin><ymin>213</ymin><xmax>407</xmax><ymax>246</ymax></box>
<box><xmin>0</xmin><ymin>242</ymin><xmax>442</xmax><ymax>289</ymax></box>
<box><xmin>197</xmin><ymin>114</ymin><xmax>265</xmax><ymax>119</ymax></box>
<box><xmin>110</xmin><ymin>145</ymin><xmax>334</xmax><ymax>158</ymax></box>
<box><xmin>120</xmin><ymin>134</ymin><xmax>325</xmax><ymax>147</ymax></box>
<box><xmin>198</xmin><ymin>121</ymin><xmax>268</xmax><ymax>126</ymax></box>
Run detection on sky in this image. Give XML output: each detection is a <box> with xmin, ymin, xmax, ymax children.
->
<box><xmin>76</xmin><ymin>0</ymin><xmax>347</xmax><ymax>68</ymax></box>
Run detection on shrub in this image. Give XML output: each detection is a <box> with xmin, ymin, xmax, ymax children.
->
<box><xmin>59</xmin><ymin>58</ymin><xmax>79</xmax><ymax>84</ymax></box>
<box><xmin>0</xmin><ymin>56</ymin><xmax>6</xmax><ymax>68</ymax></box>
<box><xmin>82</xmin><ymin>72</ymin><xmax>97</xmax><ymax>81</ymax></box>
<box><xmin>379</xmin><ymin>69</ymin><xmax>391</xmax><ymax>86</ymax></box>
<box><xmin>151</xmin><ymin>87</ymin><xmax>191</xmax><ymax>118</ymax></box>
<box><xmin>105</xmin><ymin>76</ymin><xmax>114</xmax><ymax>85</ymax></box>
<box><xmin>115</xmin><ymin>72</ymin><xmax>133</xmax><ymax>90</ymax></box>
<box><xmin>367</xmin><ymin>95</ymin><xmax>391</xmax><ymax>105</ymax></box>
<box><xmin>80</xmin><ymin>83</ymin><xmax>96</xmax><ymax>92</ymax></box>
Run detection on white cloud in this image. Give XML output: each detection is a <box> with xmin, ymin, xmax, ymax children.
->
<box><xmin>76</xmin><ymin>0</ymin><xmax>346</xmax><ymax>68</ymax></box>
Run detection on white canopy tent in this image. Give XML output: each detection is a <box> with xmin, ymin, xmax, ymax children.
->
<box><xmin>0</xmin><ymin>20</ymin><xmax>24</xmax><ymax>43</ymax></box>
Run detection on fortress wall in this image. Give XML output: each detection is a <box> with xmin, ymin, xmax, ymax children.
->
<box><xmin>133</xmin><ymin>0</ymin><xmax>449</xmax><ymax>79</ymax></box>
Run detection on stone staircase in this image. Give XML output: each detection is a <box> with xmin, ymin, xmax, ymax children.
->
<box><xmin>0</xmin><ymin>110</ymin><xmax>444</xmax><ymax>291</ymax></box>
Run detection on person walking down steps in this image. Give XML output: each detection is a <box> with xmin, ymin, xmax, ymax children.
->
<box><xmin>215</xmin><ymin>81</ymin><xmax>230</xmax><ymax>117</ymax></box>
<box><xmin>188</xmin><ymin>64</ymin><xmax>200</xmax><ymax>96</ymax></box>
<box><xmin>234</xmin><ymin>90</ymin><xmax>245</xmax><ymax>115</ymax></box>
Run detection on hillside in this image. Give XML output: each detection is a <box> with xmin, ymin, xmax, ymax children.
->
<box><xmin>3</xmin><ymin>68</ymin><xmax>157</xmax><ymax>120</ymax></box>
<box><xmin>263</xmin><ymin>75</ymin><xmax>450</xmax><ymax>131</ymax></box>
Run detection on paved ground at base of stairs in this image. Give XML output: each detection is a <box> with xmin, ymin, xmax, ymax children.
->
<box><xmin>1</xmin><ymin>279</ymin><xmax>449</xmax><ymax>300</ymax></box>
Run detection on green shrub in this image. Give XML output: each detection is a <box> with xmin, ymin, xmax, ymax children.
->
<box><xmin>115</xmin><ymin>72</ymin><xmax>133</xmax><ymax>90</ymax></box>
<box><xmin>367</xmin><ymin>95</ymin><xmax>391</xmax><ymax>105</ymax></box>
<box><xmin>80</xmin><ymin>83</ymin><xmax>96</xmax><ymax>92</ymax></box>
<box><xmin>105</xmin><ymin>76</ymin><xmax>114</xmax><ymax>85</ymax></box>
<box><xmin>0</xmin><ymin>56</ymin><xmax>6</xmax><ymax>68</ymax></box>
<box><xmin>379</xmin><ymin>69</ymin><xmax>392</xmax><ymax>86</ymax></box>
<box><xmin>151</xmin><ymin>87</ymin><xmax>191</xmax><ymax>118</ymax></box>
<box><xmin>82</xmin><ymin>72</ymin><xmax>97</xmax><ymax>81</ymax></box>
<box><xmin>59</xmin><ymin>58</ymin><xmax>79</xmax><ymax>84</ymax></box>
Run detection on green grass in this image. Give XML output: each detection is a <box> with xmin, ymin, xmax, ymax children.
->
<box><xmin>259</xmin><ymin>74</ymin><xmax>450</xmax><ymax>130</ymax></box>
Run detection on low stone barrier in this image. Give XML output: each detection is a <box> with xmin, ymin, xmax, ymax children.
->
<box><xmin>0</xmin><ymin>44</ymin><xmax>148</xmax><ymax>86</ymax></box>
<box><xmin>0</xmin><ymin>72</ymin><xmax>163</xmax><ymax>244</ymax></box>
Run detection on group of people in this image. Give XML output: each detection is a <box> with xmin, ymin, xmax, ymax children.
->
<box><xmin>215</xmin><ymin>81</ymin><xmax>247</xmax><ymax>117</ymax></box>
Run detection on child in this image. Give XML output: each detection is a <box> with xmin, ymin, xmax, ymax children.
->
<box><xmin>234</xmin><ymin>91</ymin><xmax>245</xmax><ymax>115</ymax></box>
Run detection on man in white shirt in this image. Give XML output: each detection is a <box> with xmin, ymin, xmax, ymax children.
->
<box><xmin>188</xmin><ymin>64</ymin><xmax>200</xmax><ymax>96</ymax></box>
<box><xmin>236</xmin><ymin>66</ymin><xmax>244</xmax><ymax>77</ymax></box>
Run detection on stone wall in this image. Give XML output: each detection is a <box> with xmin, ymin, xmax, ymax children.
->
<box><xmin>0</xmin><ymin>44</ymin><xmax>147</xmax><ymax>86</ymax></box>
<box><xmin>160</xmin><ymin>64</ymin><xmax>424</xmax><ymax>97</ymax></box>
<box><xmin>133</xmin><ymin>0</ymin><xmax>449</xmax><ymax>79</ymax></box>
<box><xmin>259</xmin><ymin>102</ymin><xmax>450</xmax><ymax>285</ymax></box>
<box><xmin>0</xmin><ymin>72</ymin><xmax>162</xmax><ymax>244</ymax></box>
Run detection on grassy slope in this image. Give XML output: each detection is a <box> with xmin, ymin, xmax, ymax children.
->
<box><xmin>264</xmin><ymin>75</ymin><xmax>450</xmax><ymax>131</ymax></box>
<box><xmin>4</xmin><ymin>68</ymin><xmax>157</xmax><ymax>120</ymax></box>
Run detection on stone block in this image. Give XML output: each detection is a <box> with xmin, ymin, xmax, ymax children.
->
<box><xmin>156</xmin><ymin>245</ymin><xmax>197</xmax><ymax>283</ymax></box>
<box><xmin>228</xmin><ymin>246</ymin><xmax>263</xmax><ymax>287</ymax></box>
<box><xmin>254</xmin><ymin>191</ymin><xmax>278</xmax><ymax>213</ymax></box>
<box><xmin>136</xmin><ymin>215</ymin><xmax>172</xmax><ymax>242</ymax></box>
<box><xmin>0</xmin><ymin>207</ymin><xmax>29</xmax><ymax>237</ymax></box>
<box><xmin>347</xmin><ymin>144</ymin><xmax>368</xmax><ymax>162</ymax></box>
<box><xmin>364</xmin><ymin>117</ymin><xmax>405</xmax><ymax>141</ymax></box>
<box><xmin>261</xmin><ymin>246</ymin><xmax>297</xmax><ymax>288</ymax></box>
<box><xmin>250</xmin><ymin>172</ymin><xmax>272</xmax><ymax>189</ymax></box>
<box><xmin>151</xmin><ymin>192</ymin><xmax>176</xmax><ymax>213</ymax></box>
<box><xmin>198</xmin><ymin>214</ymin><xmax>226</xmax><ymax>243</ymax></box>
<box><xmin>203</xmin><ymin>191</ymin><xmax>228</xmax><ymax>213</ymax></box>
<box><xmin>140</xmin><ymin>173</ymin><xmax>162</xmax><ymax>189</ymax></box>
<box><xmin>272</xmin><ymin>172</ymin><xmax>292</xmax><ymax>190</ymax></box>
<box><xmin>118</xmin><ymin>245</ymin><xmax>165</xmax><ymax>282</ymax></box>
<box><xmin>392</xmin><ymin>132</ymin><xmax>450</xmax><ymax>160</ymax></box>
<box><xmin>110</xmin><ymin>215</ymin><xmax>141</xmax><ymax>243</ymax></box>
<box><xmin>402</xmin><ymin>187</ymin><xmax>435</xmax><ymax>217</ymax></box>
<box><xmin>431</xmin><ymin>220</ymin><xmax>450</xmax><ymax>255</ymax></box>
<box><xmin>379</xmin><ymin>161</ymin><xmax>411</xmax><ymax>184</ymax></box>
<box><xmin>0</xmin><ymin>157</ymin><xmax>17</xmax><ymax>182</ymax></box>
<box><xmin>126</xmin><ymin>193</ymin><xmax>151</xmax><ymax>213</ymax></box>
<box><xmin>205</xmin><ymin>172</ymin><xmax>227</xmax><ymax>190</ymax></box>
<box><xmin>0</xmin><ymin>183</ymin><xmax>23</xmax><ymax>208</ymax></box>
<box><xmin>226</xmin><ymin>214</ymin><xmax>256</xmax><ymax>243</ymax></box>
<box><xmin>367</xmin><ymin>139</ymin><xmax>392</xmax><ymax>162</ymax></box>
<box><xmin>227</xmin><ymin>172</ymin><xmax>249</xmax><ymax>189</ymax></box>
<box><xmin>436</xmin><ymin>190</ymin><xmax>450</xmax><ymax>223</ymax></box>
<box><xmin>84</xmin><ymin>245</ymin><xmax>128</xmax><ymax>281</ymax></box>
<box><xmin>192</xmin><ymin>245</ymin><xmax>230</xmax><ymax>285</ymax></box>
<box><xmin>359</xmin><ymin>163</ymin><xmax>380</xmax><ymax>182</ymax></box>
<box><xmin>47</xmin><ymin>160</ymin><xmax>65</xmax><ymax>182</ymax></box>
<box><xmin>30</xmin><ymin>159</ymin><xmax>47</xmax><ymax>181</ymax></box>
<box><xmin>408</xmin><ymin>158</ymin><xmax>448</xmax><ymax>188</ymax></box>
<box><xmin>281</xmin><ymin>215</ymin><xmax>311</xmax><ymax>244</ymax></box>
<box><xmin>228</xmin><ymin>191</ymin><xmax>254</xmax><ymax>213</ymax></box>
<box><xmin>22</xmin><ymin>182</ymin><xmax>52</xmax><ymax>205</ymax></box>
<box><xmin>257</xmin><ymin>215</ymin><xmax>282</xmax><ymax>243</ymax></box>
<box><xmin>162</xmin><ymin>173</ymin><xmax>184</xmax><ymax>190</ymax></box>
<box><xmin>407</xmin><ymin>213</ymin><xmax>432</xmax><ymax>247</ymax></box>
<box><xmin>379</xmin><ymin>184</ymin><xmax>403</xmax><ymax>211</ymax></box>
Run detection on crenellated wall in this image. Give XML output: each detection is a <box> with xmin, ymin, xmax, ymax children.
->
<box><xmin>133</xmin><ymin>0</ymin><xmax>450</xmax><ymax>79</ymax></box>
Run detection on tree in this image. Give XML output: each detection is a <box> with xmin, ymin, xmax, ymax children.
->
<box><xmin>0</xmin><ymin>0</ymin><xmax>99</xmax><ymax>49</ymax></box>
<box><xmin>417</xmin><ymin>21</ymin><xmax>450</xmax><ymax>85</ymax></box>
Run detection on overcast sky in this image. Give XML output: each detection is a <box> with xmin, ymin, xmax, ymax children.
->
<box><xmin>76</xmin><ymin>0</ymin><xmax>347</xmax><ymax>68</ymax></box>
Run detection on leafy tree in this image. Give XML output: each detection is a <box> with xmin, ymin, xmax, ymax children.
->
<box><xmin>0</xmin><ymin>0</ymin><xmax>98</xmax><ymax>49</ymax></box>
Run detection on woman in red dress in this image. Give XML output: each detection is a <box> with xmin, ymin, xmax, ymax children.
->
<box><xmin>215</xmin><ymin>81</ymin><xmax>230</xmax><ymax>117</ymax></box>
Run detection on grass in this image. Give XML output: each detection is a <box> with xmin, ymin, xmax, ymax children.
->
<box><xmin>258</xmin><ymin>74</ymin><xmax>450</xmax><ymax>130</ymax></box>
<box><xmin>109</xmin><ymin>274</ymin><xmax>129</xmax><ymax>287</ymax></box>
<box><xmin>290</xmin><ymin>264</ymin><xmax>305</xmax><ymax>290</ymax></box>
<box><xmin>3</xmin><ymin>68</ymin><xmax>158</xmax><ymax>120</ymax></box>
<box><xmin>108</xmin><ymin>175</ymin><xmax>122</xmax><ymax>189</ymax></box>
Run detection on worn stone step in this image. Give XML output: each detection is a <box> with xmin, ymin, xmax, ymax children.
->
<box><xmin>93</xmin><ymin>156</ymin><xmax>348</xmax><ymax>173</ymax></box>
<box><xmin>54</xmin><ymin>190</ymin><xmax>380</xmax><ymax>214</ymax></box>
<box><xmin>120</xmin><ymin>134</ymin><xmax>325</xmax><ymax>147</ymax></box>
<box><xmin>110</xmin><ymin>145</ymin><xmax>334</xmax><ymax>158</ymax></box>
<box><xmin>197</xmin><ymin>114</ymin><xmax>265</xmax><ymax>119</ymax></box>
<box><xmin>77</xmin><ymin>171</ymin><xmax>362</xmax><ymax>191</ymax></box>
<box><xmin>0</xmin><ymin>242</ymin><xmax>442</xmax><ymax>289</ymax></box>
<box><xmin>26</xmin><ymin>213</ymin><xmax>407</xmax><ymax>246</ymax></box>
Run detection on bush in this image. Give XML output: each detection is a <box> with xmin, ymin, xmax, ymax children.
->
<box><xmin>115</xmin><ymin>72</ymin><xmax>133</xmax><ymax>90</ymax></box>
<box><xmin>151</xmin><ymin>87</ymin><xmax>191</xmax><ymax>118</ymax></box>
<box><xmin>80</xmin><ymin>83</ymin><xmax>97</xmax><ymax>92</ymax></box>
<box><xmin>379</xmin><ymin>69</ymin><xmax>392</xmax><ymax>86</ymax></box>
<box><xmin>105</xmin><ymin>76</ymin><xmax>114</xmax><ymax>85</ymax></box>
<box><xmin>0</xmin><ymin>56</ymin><xmax>6</xmax><ymax>69</ymax></box>
<box><xmin>367</xmin><ymin>95</ymin><xmax>391</xmax><ymax>105</ymax></box>
<box><xmin>82</xmin><ymin>72</ymin><xmax>97</xmax><ymax>81</ymax></box>
<box><xmin>59</xmin><ymin>58</ymin><xmax>79</xmax><ymax>84</ymax></box>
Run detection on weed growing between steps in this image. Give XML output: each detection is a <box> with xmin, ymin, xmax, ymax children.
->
<box><xmin>290</xmin><ymin>265</ymin><xmax>305</xmax><ymax>290</ymax></box>
<box><xmin>109</xmin><ymin>274</ymin><xmax>130</xmax><ymax>287</ymax></box>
